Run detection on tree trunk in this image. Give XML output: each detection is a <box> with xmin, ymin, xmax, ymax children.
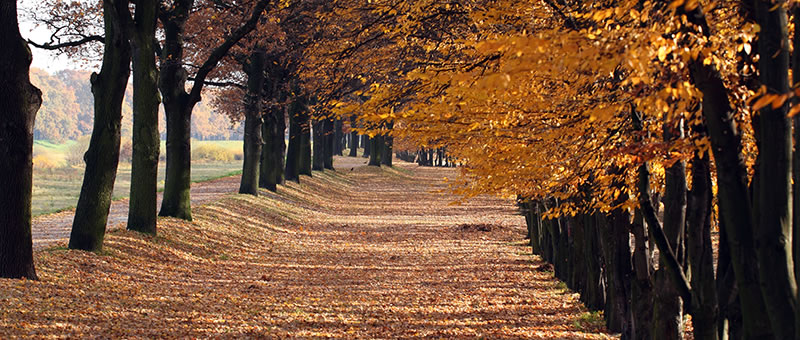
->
<box><xmin>285</xmin><ymin>98</ymin><xmax>303</xmax><ymax>182</ymax></box>
<box><xmin>687</xmin><ymin>149</ymin><xmax>719</xmax><ymax>340</ymax></box>
<box><xmin>362</xmin><ymin>135</ymin><xmax>371</xmax><ymax>158</ymax></box>
<box><xmin>0</xmin><ymin>0</ymin><xmax>41</xmax><ymax>279</ymax></box>
<box><xmin>334</xmin><ymin>118</ymin><xmax>343</xmax><ymax>156</ymax></box>
<box><xmin>653</xmin><ymin>122</ymin><xmax>687</xmax><ymax>340</ymax></box>
<box><xmin>368</xmin><ymin>133</ymin><xmax>383</xmax><ymax>166</ymax></box>
<box><xmin>349</xmin><ymin>116</ymin><xmax>358</xmax><ymax>157</ymax></box>
<box><xmin>687</xmin><ymin>17</ymin><xmax>774</xmax><ymax>340</ymax></box>
<box><xmin>312</xmin><ymin>118</ymin><xmax>324</xmax><ymax>171</ymax></box>
<box><xmin>630</xmin><ymin>208</ymin><xmax>654</xmax><ymax>340</ymax></box>
<box><xmin>324</xmin><ymin>116</ymin><xmax>334</xmax><ymax>169</ymax></box>
<box><xmin>69</xmin><ymin>0</ymin><xmax>132</xmax><ymax>251</ymax></box>
<box><xmin>238</xmin><ymin>47</ymin><xmax>266</xmax><ymax>196</ymax></box>
<box><xmin>127</xmin><ymin>0</ymin><xmax>160</xmax><ymax>234</ymax></box>
<box><xmin>259</xmin><ymin>107</ymin><xmax>284</xmax><ymax>191</ymax></box>
<box><xmin>753</xmin><ymin>2</ymin><xmax>797</xmax><ymax>338</ymax></box>
<box><xmin>597</xmin><ymin>207</ymin><xmax>633</xmax><ymax>336</ymax></box>
<box><xmin>381</xmin><ymin>122</ymin><xmax>393</xmax><ymax>167</ymax></box>
<box><xmin>299</xmin><ymin>110</ymin><xmax>312</xmax><ymax>176</ymax></box>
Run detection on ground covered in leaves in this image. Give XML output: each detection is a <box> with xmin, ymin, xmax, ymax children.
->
<box><xmin>1</xmin><ymin>157</ymin><xmax>613</xmax><ymax>338</ymax></box>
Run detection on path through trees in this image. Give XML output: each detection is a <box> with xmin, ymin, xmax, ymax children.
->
<box><xmin>3</xmin><ymin>158</ymin><xmax>611</xmax><ymax>338</ymax></box>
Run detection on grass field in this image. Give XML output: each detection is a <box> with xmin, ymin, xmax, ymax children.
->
<box><xmin>32</xmin><ymin>140</ymin><xmax>243</xmax><ymax>216</ymax></box>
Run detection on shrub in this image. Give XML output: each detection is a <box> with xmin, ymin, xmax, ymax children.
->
<box><xmin>65</xmin><ymin>136</ymin><xmax>91</xmax><ymax>166</ymax></box>
<box><xmin>33</xmin><ymin>154</ymin><xmax>61</xmax><ymax>169</ymax></box>
<box><xmin>192</xmin><ymin>143</ymin><xmax>237</xmax><ymax>162</ymax></box>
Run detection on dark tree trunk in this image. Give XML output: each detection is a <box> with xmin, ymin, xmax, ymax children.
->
<box><xmin>717</xmin><ymin>213</ymin><xmax>743</xmax><ymax>340</ymax></box>
<box><xmin>324</xmin><ymin>116</ymin><xmax>334</xmax><ymax>169</ymax></box>
<box><xmin>687</xmin><ymin>149</ymin><xmax>719</xmax><ymax>340</ymax></box>
<box><xmin>238</xmin><ymin>47</ymin><xmax>266</xmax><ymax>196</ymax></box>
<box><xmin>683</xmin><ymin>6</ymin><xmax>773</xmax><ymax>338</ymax></box>
<box><xmin>0</xmin><ymin>0</ymin><xmax>41</xmax><ymax>279</ymax></box>
<box><xmin>127</xmin><ymin>0</ymin><xmax>160</xmax><ymax>235</ymax></box>
<box><xmin>69</xmin><ymin>0</ymin><xmax>131</xmax><ymax>251</ymax></box>
<box><xmin>793</xmin><ymin>7</ymin><xmax>800</xmax><ymax>323</ymax></box>
<box><xmin>653</xmin><ymin>123</ymin><xmax>687</xmax><ymax>340</ymax></box>
<box><xmin>334</xmin><ymin>118</ymin><xmax>343</xmax><ymax>156</ymax></box>
<box><xmin>630</xmin><ymin>208</ymin><xmax>654</xmax><ymax>340</ymax></box>
<box><xmin>259</xmin><ymin>107</ymin><xmax>284</xmax><ymax>191</ymax></box>
<box><xmin>285</xmin><ymin>98</ymin><xmax>304</xmax><ymax>182</ymax></box>
<box><xmin>349</xmin><ymin>116</ymin><xmax>358</xmax><ymax>157</ymax></box>
<box><xmin>381</xmin><ymin>122</ymin><xmax>393</xmax><ymax>167</ymax></box>
<box><xmin>368</xmin><ymin>133</ymin><xmax>383</xmax><ymax>166</ymax></box>
<box><xmin>299</xmin><ymin>110</ymin><xmax>312</xmax><ymax>176</ymax></box>
<box><xmin>362</xmin><ymin>136</ymin><xmax>371</xmax><ymax>158</ymax></box>
<box><xmin>582</xmin><ymin>213</ymin><xmax>605</xmax><ymax>311</ymax></box>
<box><xmin>753</xmin><ymin>2</ymin><xmax>797</xmax><ymax>337</ymax></box>
<box><xmin>597</xmin><ymin>207</ymin><xmax>633</xmax><ymax>336</ymax></box>
<box><xmin>312</xmin><ymin>118</ymin><xmax>324</xmax><ymax>171</ymax></box>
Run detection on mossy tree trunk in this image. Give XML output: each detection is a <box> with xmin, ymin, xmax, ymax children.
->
<box><xmin>127</xmin><ymin>0</ymin><xmax>161</xmax><ymax>234</ymax></box>
<box><xmin>69</xmin><ymin>0</ymin><xmax>132</xmax><ymax>252</ymax></box>
<box><xmin>239</xmin><ymin>47</ymin><xmax>266</xmax><ymax>196</ymax></box>
<box><xmin>0</xmin><ymin>0</ymin><xmax>41</xmax><ymax>279</ymax></box>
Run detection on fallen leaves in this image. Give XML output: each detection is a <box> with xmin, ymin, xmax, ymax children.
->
<box><xmin>0</xmin><ymin>157</ymin><xmax>613</xmax><ymax>339</ymax></box>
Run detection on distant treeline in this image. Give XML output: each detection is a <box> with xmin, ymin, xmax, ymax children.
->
<box><xmin>30</xmin><ymin>68</ymin><xmax>242</xmax><ymax>142</ymax></box>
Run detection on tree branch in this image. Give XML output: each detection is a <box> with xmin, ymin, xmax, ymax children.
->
<box><xmin>188</xmin><ymin>77</ymin><xmax>245</xmax><ymax>89</ymax></box>
<box><xmin>27</xmin><ymin>35</ymin><xmax>104</xmax><ymax>50</ymax></box>
<box><xmin>188</xmin><ymin>0</ymin><xmax>271</xmax><ymax>104</ymax></box>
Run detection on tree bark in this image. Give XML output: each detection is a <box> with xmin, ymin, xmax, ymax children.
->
<box><xmin>312</xmin><ymin>118</ymin><xmax>324</xmax><ymax>171</ymax></box>
<box><xmin>368</xmin><ymin>133</ymin><xmax>383</xmax><ymax>166</ymax></box>
<box><xmin>753</xmin><ymin>2</ymin><xmax>797</xmax><ymax>338</ymax></box>
<box><xmin>685</xmin><ymin>6</ymin><xmax>774</xmax><ymax>335</ymax></box>
<box><xmin>0</xmin><ymin>0</ymin><xmax>41</xmax><ymax>279</ymax></box>
<box><xmin>381</xmin><ymin>121</ymin><xmax>393</xmax><ymax>167</ymax></box>
<box><xmin>239</xmin><ymin>47</ymin><xmax>266</xmax><ymax>195</ymax></box>
<box><xmin>69</xmin><ymin>0</ymin><xmax>132</xmax><ymax>251</ymax></box>
<box><xmin>285</xmin><ymin>97</ymin><xmax>303</xmax><ymax>182</ymax></box>
<box><xmin>362</xmin><ymin>136</ymin><xmax>371</xmax><ymax>158</ymax></box>
<box><xmin>349</xmin><ymin>116</ymin><xmax>358</xmax><ymax>157</ymax></box>
<box><xmin>653</xmin><ymin>121</ymin><xmax>687</xmax><ymax>340</ymax></box>
<box><xmin>687</xmin><ymin>147</ymin><xmax>719</xmax><ymax>340</ymax></box>
<box><xmin>127</xmin><ymin>0</ymin><xmax>160</xmax><ymax>234</ymax></box>
<box><xmin>299</xmin><ymin>109</ymin><xmax>312</xmax><ymax>176</ymax></box>
<box><xmin>334</xmin><ymin>118</ymin><xmax>343</xmax><ymax>156</ymax></box>
<box><xmin>324</xmin><ymin>116</ymin><xmax>334</xmax><ymax>169</ymax></box>
<box><xmin>259</xmin><ymin>107</ymin><xmax>284</xmax><ymax>191</ymax></box>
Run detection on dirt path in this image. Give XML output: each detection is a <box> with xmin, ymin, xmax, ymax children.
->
<box><xmin>5</xmin><ymin>157</ymin><xmax>612</xmax><ymax>338</ymax></box>
<box><xmin>31</xmin><ymin>174</ymin><xmax>242</xmax><ymax>250</ymax></box>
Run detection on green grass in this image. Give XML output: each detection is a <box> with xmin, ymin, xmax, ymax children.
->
<box><xmin>33</xmin><ymin>140</ymin><xmax>243</xmax><ymax>216</ymax></box>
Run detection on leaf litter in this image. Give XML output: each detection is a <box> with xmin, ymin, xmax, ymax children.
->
<box><xmin>0</xmin><ymin>157</ymin><xmax>614</xmax><ymax>339</ymax></box>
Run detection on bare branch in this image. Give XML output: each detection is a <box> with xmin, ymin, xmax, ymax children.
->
<box><xmin>27</xmin><ymin>35</ymin><xmax>104</xmax><ymax>50</ymax></box>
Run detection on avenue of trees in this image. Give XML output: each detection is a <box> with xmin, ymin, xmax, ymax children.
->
<box><xmin>4</xmin><ymin>0</ymin><xmax>800</xmax><ymax>339</ymax></box>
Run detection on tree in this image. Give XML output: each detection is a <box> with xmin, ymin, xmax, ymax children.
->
<box><xmin>158</xmin><ymin>0</ymin><xmax>270</xmax><ymax>220</ymax></box>
<box><xmin>68</xmin><ymin>0</ymin><xmax>132</xmax><ymax>251</ymax></box>
<box><xmin>127</xmin><ymin>0</ymin><xmax>161</xmax><ymax>234</ymax></box>
<box><xmin>0</xmin><ymin>0</ymin><xmax>41</xmax><ymax>279</ymax></box>
<box><xmin>239</xmin><ymin>46</ymin><xmax>267</xmax><ymax>195</ymax></box>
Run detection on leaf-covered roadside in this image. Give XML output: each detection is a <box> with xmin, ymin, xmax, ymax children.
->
<box><xmin>1</xmin><ymin>158</ymin><xmax>613</xmax><ymax>338</ymax></box>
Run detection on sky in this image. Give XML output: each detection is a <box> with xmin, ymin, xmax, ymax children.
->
<box><xmin>18</xmin><ymin>0</ymin><xmax>88</xmax><ymax>73</ymax></box>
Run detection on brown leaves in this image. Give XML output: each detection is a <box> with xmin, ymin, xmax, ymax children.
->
<box><xmin>5</xmin><ymin>158</ymin><xmax>612</xmax><ymax>338</ymax></box>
